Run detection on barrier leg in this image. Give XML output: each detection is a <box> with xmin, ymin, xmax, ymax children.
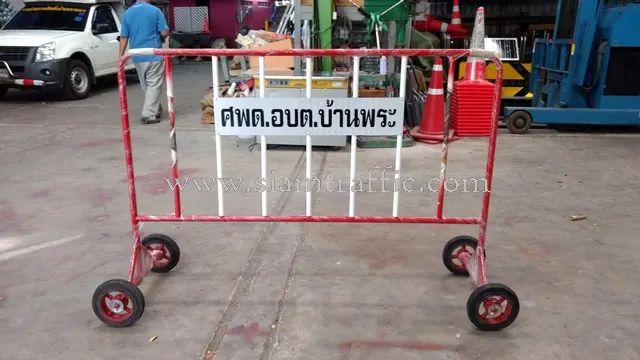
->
<box><xmin>457</xmin><ymin>56</ymin><xmax>520</xmax><ymax>331</ymax></box>
<box><xmin>91</xmin><ymin>62</ymin><xmax>149</xmax><ymax>328</ymax></box>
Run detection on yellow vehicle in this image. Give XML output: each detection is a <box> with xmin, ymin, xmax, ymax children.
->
<box><xmin>453</xmin><ymin>35</ymin><xmax>548</xmax><ymax>113</ymax></box>
<box><xmin>458</xmin><ymin>61</ymin><xmax>533</xmax><ymax>98</ymax></box>
<box><xmin>456</xmin><ymin>37</ymin><xmax>533</xmax><ymax>98</ymax></box>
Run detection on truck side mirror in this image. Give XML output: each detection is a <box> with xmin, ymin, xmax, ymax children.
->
<box><xmin>92</xmin><ymin>23</ymin><xmax>111</xmax><ymax>35</ymax></box>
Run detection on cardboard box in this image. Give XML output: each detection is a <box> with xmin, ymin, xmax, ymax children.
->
<box><xmin>246</xmin><ymin>68</ymin><xmax>295</xmax><ymax>76</ymax></box>
<box><xmin>201</xmin><ymin>111</ymin><xmax>214</xmax><ymax>124</ymax></box>
<box><xmin>249</xmin><ymin>38</ymin><xmax>295</xmax><ymax>70</ymax></box>
<box><xmin>358</xmin><ymin>88</ymin><xmax>387</xmax><ymax>98</ymax></box>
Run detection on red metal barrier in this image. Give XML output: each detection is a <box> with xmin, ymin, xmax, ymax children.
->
<box><xmin>91</xmin><ymin>47</ymin><xmax>519</xmax><ymax>333</ymax></box>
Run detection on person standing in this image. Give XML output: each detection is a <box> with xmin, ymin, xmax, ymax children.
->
<box><xmin>119</xmin><ymin>0</ymin><xmax>170</xmax><ymax>124</ymax></box>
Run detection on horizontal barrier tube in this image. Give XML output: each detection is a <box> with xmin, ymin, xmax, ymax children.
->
<box><xmin>137</xmin><ymin>215</ymin><xmax>481</xmax><ymax>224</ymax></box>
<box><xmin>123</xmin><ymin>48</ymin><xmax>498</xmax><ymax>64</ymax></box>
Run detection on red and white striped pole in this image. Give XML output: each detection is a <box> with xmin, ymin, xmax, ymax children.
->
<box><xmin>164</xmin><ymin>57</ymin><xmax>182</xmax><ymax>219</ymax></box>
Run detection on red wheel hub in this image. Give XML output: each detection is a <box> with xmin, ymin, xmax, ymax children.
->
<box><xmin>450</xmin><ymin>245</ymin><xmax>473</xmax><ymax>271</ymax></box>
<box><xmin>479</xmin><ymin>296</ymin><xmax>512</xmax><ymax>325</ymax></box>
<box><xmin>99</xmin><ymin>292</ymin><xmax>133</xmax><ymax>321</ymax></box>
<box><xmin>146</xmin><ymin>244</ymin><xmax>171</xmax><ymax>268</ymax></box>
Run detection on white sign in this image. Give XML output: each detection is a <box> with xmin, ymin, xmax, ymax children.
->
<box><xmin>214</xmin><ymin>97</ymin><xmax>404</xmax><ymax>136</ymax></box>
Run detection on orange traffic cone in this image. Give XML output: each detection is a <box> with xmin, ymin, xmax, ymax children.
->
<box><xmin>463</xmin><ymin>7</ymin><xmax>486</xmax><ymax>81</ymax></box>
<box><xmin>411</xmin><ymin>57</ymin><xmax>451</xmax><ymax>144</ymax></box>
<box><xmin>449</xmin><ymin>0</ymin><xmax>468</xmax><ymax>39</ymax></box>
<box><xmin>450</xmin><ymin>0</ymin><xmax>462</xmax><ymax>30</ymax></box>
<box><xmin>202</xmin><ymin>14</ymin><xmax>212</xmax><ymax>34</ymax></box>
<box><xmin>451</xmin><ymin>6</ymin><xmax>494</xmax><ymax>137</ymax></box>
<box><xmin>424</xmin><ymin>14</ymin><xmax>451</xmax><ymax>33</ymax></box>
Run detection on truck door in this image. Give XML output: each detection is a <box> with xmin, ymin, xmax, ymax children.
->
<box><xmin>90</xmin><ymin>5</ymin><xmax>120</xmax><ymax>74</ymax></box>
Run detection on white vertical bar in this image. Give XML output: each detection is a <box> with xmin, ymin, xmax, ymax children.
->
<box><xmin>349</xmin><ymin>56</ymin><xmax>360</xmax><ymax>217</ymax></box>
<box><xmin>304</xmin><ymin>20</ymin><xmax>311</xmax><ymax>48</ymax></box>
<box><xmin>259</xmin><ymin>56</ymin><xmax>267</xmax><ymax>216</ymax></box>
<box><xmin>305</xmin><ymin>57</ymin><xmax>313</xmax><ymax>216</ymax></box>
<box><xmin>212</xmin><ymin>57</ymin><xmax>219</xmax><ymax>97</ymax></box>
<box><xmin>212</xmin><ymin>56</ymin><xmax>225</xmax><ymax>216</ymax></box>
<box><xmin>398</xmin><ymin>56</ymin><xmax>408</xmax><ymax>102</ymax></box>
<box><xmin>392</xmin><ymin>56</ymin><xmax>409</xmax><ymax>217</ymax></box>
<box><xmin>302</xmin><ymin>20</ymin><xmax>309</xmax><ymax>48</ymax></box>
<box><xmin>259</xmin><ymin>57</ymin><xmax>266</xmax><ymax>98</ymax></box>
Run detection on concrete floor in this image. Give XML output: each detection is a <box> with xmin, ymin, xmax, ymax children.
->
<box><xmin>1</xmin><ymin>62</ymin><xmax>640</xmax><ymax>360</ymax></box>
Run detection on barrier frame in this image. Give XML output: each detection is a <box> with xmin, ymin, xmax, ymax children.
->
<box><xmin>91</xmin><ymin>48</ymin><xmax>520</xmax><ymax>332</ymax></box>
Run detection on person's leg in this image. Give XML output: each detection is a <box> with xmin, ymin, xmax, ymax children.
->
<box><xmin>135</xmin><ymin>62</ymin><xmax>148</xmax><ymax>92</ymax></box>
<box><xmin>135</xmin><ymin>62</ymin><xmax>160</xmax><ymax>123</ymax></box>
<box><xmin>141</xmin><ymin>60</ymin><xmax>165</xmax><ymax>123</ymax></box>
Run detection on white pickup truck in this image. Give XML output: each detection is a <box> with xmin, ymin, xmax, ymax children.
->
<box><xmin>0</xmin><ymin>0</ymin><xmax>136</xmax><ymax>100</ymax></box>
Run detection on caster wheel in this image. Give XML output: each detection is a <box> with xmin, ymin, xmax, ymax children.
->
<box><xmin>442</xmin><ymin>235</ymin><xmax>485</xmax><ymax>276</ymax></box>
<box><xmin>466</xmin><ymin>283</ymin><xmax>520</xmax><ymax>331</ymax></box>
<box><xmin>92</xmin><ymin>279</ymin><xmax>145</xmax><ymax>327</ymax></box>
<box><xmin>142</xmin><ymin>233</ymin><xmax>181</xmax><ymax>273</ymax></box>
<box><xmin>505</xmin><ymin>111</ymin><xmax>532</xmax><ymax>134</ymax></box>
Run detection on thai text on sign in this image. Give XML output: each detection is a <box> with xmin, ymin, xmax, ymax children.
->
<box><xmin>214</xmin><ymin>97</ymin><xmax>404</xmax><ymax>136</ymax></box>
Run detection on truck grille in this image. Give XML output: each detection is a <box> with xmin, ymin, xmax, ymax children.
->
<box><xmin>0</xmin><ymin>47</ymin><xmax>31</xmax><ymax>62</ymax></box>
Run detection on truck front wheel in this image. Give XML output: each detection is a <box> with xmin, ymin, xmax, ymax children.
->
<box><xmin>63</xmin><ymin>59</ymin><xmax>92</xmax><ymax>100</ymax></box>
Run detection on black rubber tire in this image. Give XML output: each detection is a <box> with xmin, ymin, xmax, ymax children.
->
<box><xmin>141</xmin><ymin>233</ymin><xmax>181</xmax><ymax>273</ymax></box>
<box><xmin>442</xmin><ymin>235</ymin><xmax>485</xmax><ymax>276</ymax></box>
<box><xmin>62</xmin><ymin>59</ymin><xmax>92</xmax><ymax>100</ymax></box>
<box><xmin>92</xmin><ymin>279</ymin><xmax>145</xmax><ymax>328</ymax></box>
<box><xmin>505</xmin><ymin>111</ymin><xmax>532</xmax><ymax>134</ymax></box>
<box><xmin>466</xmin><ymin>283</ymin><xmax>520</xmax><ymax>331</ymax></box>
<box><xmin>0</xmin><ymin>87</ymin><xmax>7</xmax><ymax>98</ymax></box>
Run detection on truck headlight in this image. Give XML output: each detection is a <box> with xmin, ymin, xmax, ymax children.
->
<box><xmin>35</xmin><ymin>42</ymin><xmax>56</xmax><ymax>62</ymax></box>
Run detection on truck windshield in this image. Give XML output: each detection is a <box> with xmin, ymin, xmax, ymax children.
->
<box><xmin>2</xmin><ymin>4</ymin><xmax>90</xmax><ymax>31</ymax></box>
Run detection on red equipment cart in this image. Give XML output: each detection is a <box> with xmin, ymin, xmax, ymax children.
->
<box><xmin>92</xmin><ymin>47</ymin><xmax>519</xmax><ymax>331</ymax></box>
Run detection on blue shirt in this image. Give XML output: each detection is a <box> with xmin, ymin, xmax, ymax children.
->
<box><xmin>120</xmin><ymin>1</ymin><xmax>169</xmax><ymax>63</ymax></box>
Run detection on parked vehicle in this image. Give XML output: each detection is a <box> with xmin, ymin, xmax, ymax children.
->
<box><xmin>0</xmin><ymin>0</ymin><xmax>135</xmax><ymax>99</ymax></box>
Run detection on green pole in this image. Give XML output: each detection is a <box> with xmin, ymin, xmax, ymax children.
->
<box><xmin>396</xmin><ymin>20</ymin><xmax>407</xmax><ymax>47</ymax></box>
<box><xmin>316</xmin><ymin>0</ymin><xmax>333</xmax><ymax>72</ymax></box>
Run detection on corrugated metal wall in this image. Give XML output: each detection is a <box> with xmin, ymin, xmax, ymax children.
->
<box><xmin>427</xmin><ymin>0</ymin><xmax>557</xmax><ymax>19</ymax></box>
<box><xmin>427</xmin><ymin>0</ymin><xmax>557</xmax><ymax>38</ymax></box>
